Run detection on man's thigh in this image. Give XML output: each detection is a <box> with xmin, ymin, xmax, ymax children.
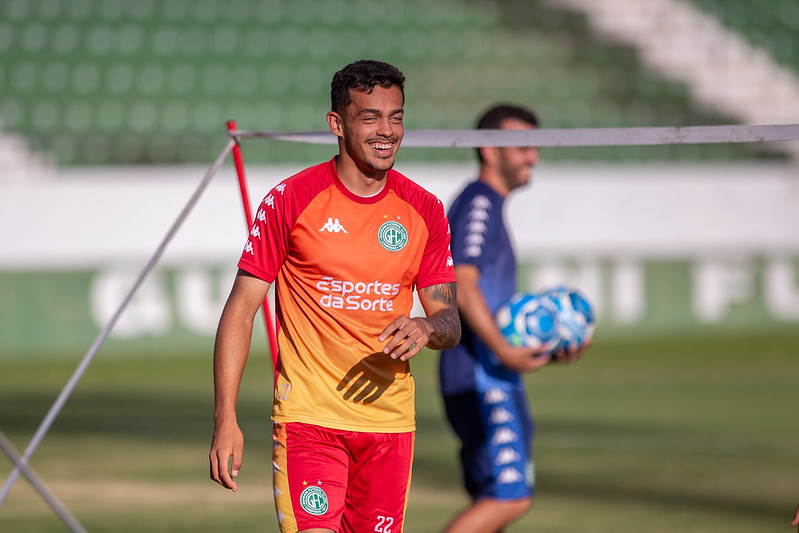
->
<box><xmin>342</xmin><ymin>429</ymin><xmax>414</xmax><ymax>533</ymax></box>
<box><xmin>273</xmin><ymin>422</ymin><xmax>413</xmax><ymax>533</ymax></box>
<box><xmin>444</xmin><ymin>388</ymin><xmax>534</xmax><ymax>500</ymax></box>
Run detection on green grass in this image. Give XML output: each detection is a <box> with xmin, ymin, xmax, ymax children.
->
<box><xmin>2</xmin><ymin>331</ymin><xmax>798</xmax><ymax>532</ymax></box>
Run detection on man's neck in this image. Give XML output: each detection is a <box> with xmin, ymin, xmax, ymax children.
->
<box><xmin>478</xmin><ymin>167</ymin><xmax>509</xmax><ymax>197</ymax></box>
<box><xmin>335</xmin><ymin>156</ymin><xmax>388</xmax><ymax>197</ymax></box>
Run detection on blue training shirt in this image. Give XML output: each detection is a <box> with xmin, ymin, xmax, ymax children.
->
<box><xmin>440</xmin><ymin>180</ymin><xmax>522</xmax><ymax>396</ymax></box>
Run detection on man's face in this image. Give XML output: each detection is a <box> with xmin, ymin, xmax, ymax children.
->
<box><xmin>338</xmin><ymin>85</ymin><xmax>404</xmax><ymax>175</ymax></box>
<box><xmin>496</xmin><ymin>117</ymin><xmax>539</xmax><ymax>192</ymax></box>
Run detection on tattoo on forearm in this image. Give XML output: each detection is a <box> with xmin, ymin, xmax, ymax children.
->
<box><xmin>423</xmin><ymin>283</ymin><xmax>461</xmax><ymax>349</ymax></box>
<box><xmin>429</xmin><ymin>282</ymin><xmax>457</xmax><ymax>305</ymax></box>
<box><xmin>426</xmin><ymin>311</ymin><xmax>461</xmax><ymax>349</ymax></box>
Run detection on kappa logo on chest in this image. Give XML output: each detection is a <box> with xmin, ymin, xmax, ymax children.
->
<box><xmin>318</xmin><ymin>217</ymin><xmax>348</xmax><ymax>233</ymax></box>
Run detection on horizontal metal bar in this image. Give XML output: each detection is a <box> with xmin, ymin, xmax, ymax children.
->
<box><xmin>229</xmin><ymin>124</ymin><xmax>799</xmax><ymax>148</ymax></box>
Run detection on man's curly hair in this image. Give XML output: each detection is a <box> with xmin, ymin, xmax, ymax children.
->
<box><xmin>331</xmin><ymin>60</ymin><xmax>405</xmax><ymax>115</ymax></box>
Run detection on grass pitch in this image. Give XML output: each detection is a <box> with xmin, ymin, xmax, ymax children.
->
<box><xmin>1</xmin><ymin>331</ymin><xmax>798</xmax><ymax>532</ymax></box>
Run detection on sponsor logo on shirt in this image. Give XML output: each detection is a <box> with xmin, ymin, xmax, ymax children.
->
<box><xmin>316</xmin><ymin>276</ymin><xmax>401</xmax><ymax>312</ymax></box>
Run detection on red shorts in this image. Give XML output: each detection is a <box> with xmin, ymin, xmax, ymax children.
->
<box><xmin>272</xmin><ymin>422</ymin><xmax>414</xmax><ymax>533</ymax></box>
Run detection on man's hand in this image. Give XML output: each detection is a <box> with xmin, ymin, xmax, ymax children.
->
<box><xmin>209</xmin><ymin>271</ymin><xmax>269</xmax><ymax>492</ymax></box>
<box><xmin>209</xmin><ymin>419</ymin><xmax>244</xmax><ymax>492</ymax></box>
<box><xmin>380</xmin><ymin>316</ymin><xmax>433</xmax><ymax>361</ymax></box>
<box><xmin>494</xmin><ymin>343</ymin><xmax>552</xmax><ymax>373</ymax></box>
<box><xmin>379</xmin><ymin>282</ymin><xmax>460</xmax><ymax>361</ymax></box>
<box><xmin>551</xmin><ymin>338</ymin><xmax>593</xmax><ymax>365</ymax></box>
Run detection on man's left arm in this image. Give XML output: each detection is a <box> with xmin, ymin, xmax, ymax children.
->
<box><xmin>379</xmin><ymin>282</ymin><xmax>460</xmax><ymax>361</ymax></box>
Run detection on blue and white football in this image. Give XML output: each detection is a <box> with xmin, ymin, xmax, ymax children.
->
<box><xmin>496</xmin><ymin>293</ymin><xmax>561</xmax><ymax>353</ymax></box>
<box><xmin>543</xmin><ymin>286</ymin><xmax>596</xmax><ymax>351</ymax></box>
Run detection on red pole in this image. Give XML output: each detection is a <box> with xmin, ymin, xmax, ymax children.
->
<box><xmin>226</xmin><ymin>120</ymin><xmax>279</xmax><ymax>371</ymax></box>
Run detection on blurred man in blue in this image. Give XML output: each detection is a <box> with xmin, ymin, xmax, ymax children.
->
<box><xmin>439</xmin><ymin>104</ymin><xmax>589</xmax><ymax>533</ymax></box>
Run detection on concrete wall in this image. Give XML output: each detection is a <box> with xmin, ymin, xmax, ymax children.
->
<box><xmin>2</xmin><ymin>162</ymin><xmax>798</xmax><ymax>356</ymax></box>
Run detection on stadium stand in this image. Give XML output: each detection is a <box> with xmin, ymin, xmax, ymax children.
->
<box><xmin>0</xmin><ymin>125</ymin><xmax>51</xmax><ymax>178</ymax></box>
<box><xmin>0</xmin><ymin>0</ymin><xmax>796</xmax><ymax>166</ymax></box>
<box><xmin>692</xmin><ymin>0</ymin><xmax>799</xmax><ymax>72</ymax></box>
<box><xmin>554</xmin><ymin>0</ymin><xmax>799</xmax><ymax>163</ymax></box>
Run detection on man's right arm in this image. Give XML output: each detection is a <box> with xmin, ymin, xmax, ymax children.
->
<box><xmin>454</xmin><ymin>263</ymin><xmax>551</xmax><ymax>373</ymax></box>
<box><xmin>209</xmin><ymin>269</ymin><xmax>271</xmax><ymax>492</ymax></box>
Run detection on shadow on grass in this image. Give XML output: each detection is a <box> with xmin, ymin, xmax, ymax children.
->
<box><xmin>0</xmin><ymin>390</ymin><xmax>269</xmax><ymax>442</ymax></box>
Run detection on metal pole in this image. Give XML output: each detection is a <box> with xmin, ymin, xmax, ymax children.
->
<box><xmin>0</xmin><ymin>431</ymin><xmax>88</xmax><ymax>532</ymax></box>
<box><xmin>0</xmin><ymin>140</ymin><xmax>235</xmax><ymax>508</ymax></box>
<box><xmin>226</xmin><ymin>120</ymin><xmax>279</xmax><ymax>370</ymax></box>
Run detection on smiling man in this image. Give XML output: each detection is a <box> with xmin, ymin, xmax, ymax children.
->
<box><xmin>209</xmin><ymin>60</ymin><xmax>461</xmax><ymax>533</ymax></box>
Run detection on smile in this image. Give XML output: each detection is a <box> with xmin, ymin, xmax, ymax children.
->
<box><xmin>370</xmin><ymin>142</ymin><xmax>394</xmax><ymax>150</ymax></box>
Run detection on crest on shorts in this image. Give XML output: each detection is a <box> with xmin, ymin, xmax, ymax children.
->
<box><xmin>299</xmin><ymin>486</ymin><xmax>328</xmax><ymax>516</ymax></box>
<box><xmin>377</xmin><ymin>221</ymin><xmax>408</xmax><ymax>252</ymax></box>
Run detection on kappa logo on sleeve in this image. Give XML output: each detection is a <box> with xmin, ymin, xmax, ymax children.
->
<box><xmin>489</xmin><ymin>406</ymin><xmax>514</xmax><ymax>424</ymax></box>
<box><xmin>491</xmin><ymin>427</ymin><xmax>519</xmax><ymax>445</ymax></box>
<box><xmin>496</xmin><ymin>447</ymin><xmax>521</xmax><ymax>465</ymax></box>
<box><xmin>484</xmin><ymin>388</ymin><xmax>509</xmax><ymax>404</ymax></box>
<box><xmin>497</xmin><ymin>466</ymin><xmax>524</xmax><ymax>484</ymax></box>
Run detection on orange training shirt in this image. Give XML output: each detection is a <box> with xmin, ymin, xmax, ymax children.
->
<box><xmin>238</xmin><ymin>159</ymin><xmax>455</xmax><ymax>432</ymax></box>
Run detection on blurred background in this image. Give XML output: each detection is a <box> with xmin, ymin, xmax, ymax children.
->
<box><xmin>1</xmin><ymin>1</ymin><xmax>798</xmax><ymax>532</ymax></box>
<box><xmin>1</xmin><ymin>0</ymin><xmax>798</xmax><ymax>356</ymax></box>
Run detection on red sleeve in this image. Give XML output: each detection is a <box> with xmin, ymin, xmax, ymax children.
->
<box><xmin>416</xmin><ymin>195</ymin><xmax>456</xmax><ymax>290</ymax></box>
<box><xmin>237</xmin><ymin>182</ymin><xmax>290</xmax><ymax>283</ymax></box>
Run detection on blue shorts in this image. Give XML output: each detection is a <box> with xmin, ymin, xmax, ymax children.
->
<box><xmin>443</xmin><ymin>387</ymin><xmax>535</xmax><ymax>500</ymax></box>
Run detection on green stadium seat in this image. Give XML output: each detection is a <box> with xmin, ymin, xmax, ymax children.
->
<box><xmin>0</xmin><ymin>0</ymin><xmax>793</xmax><ymax>165</ymax></box>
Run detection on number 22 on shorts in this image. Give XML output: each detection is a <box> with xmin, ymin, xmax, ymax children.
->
<box><xmin>375</xmin><ymin>515</ymin><xmax>394</xmax><ymax>532</ymax></box>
